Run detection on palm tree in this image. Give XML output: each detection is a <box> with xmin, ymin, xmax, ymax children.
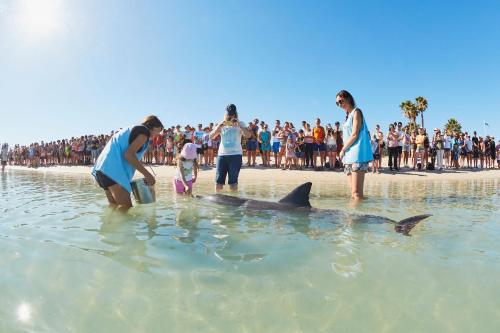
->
<box><xmin>444</xmin><ymin>118</ymin><xmax>462</xmax><ymax>134</ymax></box>
<box><xmin>415</xmin><ymin>96</ymin><xmax>428</xmax><ymax>128</ymax></box>
<box><xmin>400</xmin><ymin>100</ymin><xmax>418</xmax><ymax>126</ymax></box>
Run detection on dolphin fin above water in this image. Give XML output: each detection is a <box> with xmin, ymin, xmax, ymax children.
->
<box><xmin>197</xmin><ymin>182</ymin><xmax>431</xmax><ymax>235</ymax></box>
<box><xmin>393</xmin><ymin>214</ymin><xmax>432</xmax><ymax>236</ymax></box>
<box><xmin>278</xmin><ymin>182</ymin><xmax>312</xmax><ymax>207</ymax></box>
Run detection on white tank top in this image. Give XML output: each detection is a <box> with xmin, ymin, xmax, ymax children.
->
<box><xmin>326</xmin><ymin>135</ymin><xmax>336</xmax><ymax>145</ymax></box>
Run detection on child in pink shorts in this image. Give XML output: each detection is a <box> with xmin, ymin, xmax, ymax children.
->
<box><xmin>174</xmin><ymin>143</ymin><xmax>198</xmax><ymax>194</ymax></box>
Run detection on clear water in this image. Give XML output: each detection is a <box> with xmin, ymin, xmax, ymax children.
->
<box><xmin>1</xmin><ymin>170</ymin><xmax>499</xmax><ymax>332</ymax></box>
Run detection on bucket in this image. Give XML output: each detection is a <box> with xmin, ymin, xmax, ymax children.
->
<box><xmin>131</xmin><ymin>178</ymin><xmax>156</xmax><ymax>204</ymax></box>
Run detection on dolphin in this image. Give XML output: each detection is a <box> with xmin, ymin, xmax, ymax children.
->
<box><xmin>197</xmin><ymin>182</ymin><xmax>431</xmax><ymax>235</ymax></box>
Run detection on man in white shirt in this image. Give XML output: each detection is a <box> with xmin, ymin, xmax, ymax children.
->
<box><xmin>194</xmin><ymin>124</ymin><xmax>205</xmax><ymax>162</ymax></box>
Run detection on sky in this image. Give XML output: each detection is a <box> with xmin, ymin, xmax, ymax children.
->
<box><xmin>1</xmin><ymin>0</ymin><xmax>499</xmax><ymax>145</ymax></box>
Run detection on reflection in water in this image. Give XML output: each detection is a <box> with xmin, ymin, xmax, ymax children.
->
<box><xmin>97</xmin><ymin>208</ymin><xmax>162</xmax><ymax>274</ymax></box>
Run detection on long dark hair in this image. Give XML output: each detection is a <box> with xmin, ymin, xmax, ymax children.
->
<box><xmin>336</xmin><ymin>90</ymin><xmax>357</xmax><ymax>120</ymax></box>
<box><xmin>142</xmin><ymin>115</ymin><xmax>164</xmax><ymax>131</ymax></box>
<box><xmin>336</xmin><ymin>90</ymin><xmax>356</xmax><ymax>108</ymax></box>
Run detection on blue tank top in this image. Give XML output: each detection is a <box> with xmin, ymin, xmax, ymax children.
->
<box><xmin>261</xmin><ymin>131</ymin><xmax>270</xmax><ymax>144</ymax></box>
<box><xmin>92</xmin><ymin>126</ymin><xmax>149</xmax><ymax>193</ymax></box>
<box><xmin>342</xmin><ymin>108</ymin><xmax>373</xmax><ymax>164</ymax></box>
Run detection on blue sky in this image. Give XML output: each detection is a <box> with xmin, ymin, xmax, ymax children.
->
<box><xmin>1</xmin><ymin>0</ymin><xmax>499</xmax><ymax>145</ymax></box>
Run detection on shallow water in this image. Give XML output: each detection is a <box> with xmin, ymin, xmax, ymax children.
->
<box><xmin>1</xmin><ymin>170</ymin><xmax>499</xmax><ymax>332</ymax></box>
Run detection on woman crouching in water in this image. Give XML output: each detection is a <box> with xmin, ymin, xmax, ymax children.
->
<box><xmin>336</xmin><ymin>90</ymin><xmax>373</xmax><ymax>200</ymax></box>
<box><xmin>92</xmin><ymin>116</ymin><xmax>164</xmax><ymax>211</ymax></box>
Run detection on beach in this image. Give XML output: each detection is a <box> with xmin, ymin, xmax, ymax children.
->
<box><xmin>8</xmin><ymin>161</ymin><xmax>500</xmax><ymax>184</ymax></box>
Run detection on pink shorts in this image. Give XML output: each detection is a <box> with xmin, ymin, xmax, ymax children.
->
<box><xmin>173</xmin><ymin>179</ymin><xmax>193</xmax><ymax>194</ymax></box>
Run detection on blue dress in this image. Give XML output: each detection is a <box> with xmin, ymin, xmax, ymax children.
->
<box><xmin>260</xmin><ymin>131</ymin><xmax>271</xmax><ymax>151</ymax></box>
<box><xmin>341</xmin><ymin>108</ymin><xmax>373</xmax><ymax>164</ymax></box>
<box><xmin>92</xmin><ymin>127</ymin><xmax>149</xmax><ymax>193</ymax></box>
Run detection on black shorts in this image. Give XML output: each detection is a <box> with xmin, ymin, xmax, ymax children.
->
<box><xmin>94</xmin><ymin>171</ymin><xmax>117</xmax><ymax>190</ymax></box>
<box><xmin>196</xmin><ymin>147</ymin><xmax>204</xmax><ymax>155</ymax></box>
<box><xmin>1</xmin><ymin>161</ymin><xmax>6</xmax><ymax>166</ymax></box>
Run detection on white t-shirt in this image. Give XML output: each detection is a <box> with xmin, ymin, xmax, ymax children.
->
<box><xmin>175</xmin><ymin>159</ymin><xmax>194</xmax><ymax>181</ymax></box>
<box><xmin>194</xmin><ymin>131</ymin><xmax>204</xmax><ymax>148</ymax></box>
<box><xmin>398</xmin><ymin>131</ymin><xmax>405</xmax><ymax>147</ymax></box>
<box><xmin>466</xmin><ymin>139</ymin><xmax>473</xmax><ymax>152</ymax></box>
<box><xmin>203</xmin><ymin>133</ymin><xmax>212</xmax><ymax>147</ymax></box>
<box><xmin>444</xmin><ymin>135</ymin><xmax>451</xmax><ymax>149</ymax></box>
<box><xmin>218</xmin><ymin>122</ymin><xmax>246</xmax><ymax>156</ymax></box>
<box><xmin>272</xmin><ymin>126</ymin><xmax>282</xmax><ymax>144</ymax></box>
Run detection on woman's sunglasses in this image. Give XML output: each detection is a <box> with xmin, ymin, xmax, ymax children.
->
<box><xmin>336</xmin><ymin>99</ymin><xmax>345</xmax><ymax>106</ymax></box>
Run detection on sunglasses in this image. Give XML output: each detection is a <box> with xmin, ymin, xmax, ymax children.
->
<box><xmin>336</xmin><ymin>99</ymin><xmax>345</xmax><ymax>106</ymax></box>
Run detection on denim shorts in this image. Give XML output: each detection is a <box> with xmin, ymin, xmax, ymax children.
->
<box><xmin>344</xmin><ymin>162</ymin><xmax>369</xmax><ymax>175</ymax></box>
<box><xmin>313</xmin><ymin>143</ymin><xmax>326</xmax><ymax>152</ymax></box>
<box><xmin>94</xmin><ymin>171</ymin><xmax>117</xmax><ymax>190</ymax></box>
<box><xmin>272</xmin><ymin>142</ymin><xmax>281</xmax><ymax>153</ymax></box>
<box><xmin>216</xmin><ymin>155</ymin><xmax>242</xmax><ymax>185</ymax></box>
<box><xmin>246</xmin><ymin>140</ymin><xmax>258</xmax><ymax>151</ymax></box>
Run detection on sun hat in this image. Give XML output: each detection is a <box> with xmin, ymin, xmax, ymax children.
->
<box><xmin>181</xmin><ymin>143</ymin><xmax>198</xmax><ymax>160</ymax></box>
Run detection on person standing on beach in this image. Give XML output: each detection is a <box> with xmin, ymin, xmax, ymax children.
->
<box><xmin>1</xmin><ymin>143</ymin><xmax>9</xmax><ymax>173</ymax></box>
<box><xmin>414</xmin><ymin>128</ymin><xmax>426</xmax><ymax>170</ymax></box>
<box><xmin>496</xmin><ymin>139</ymin><xmax>500</xmax><ymax>169</ymax></box>
<box><xmin>433</xmin><ymin>129</ymin><xmax>445</xmax><ymax>170</ymax></box>
<box><xmin>258</xmin><ymin>124</ymin><xmax>272</xmax><ymax>167</ymax></box>
<box><xmin>303</xmin><ymin>123</ymin><xmax>314</xmax><ymax>168</ymax></box>
<box><xmin>472</xmin><ymin>131</ymin><xmax>479</xmax><ymax>168</ymax></box>
<box><xmin>312</xmin><ymin>118</ymin><xmax>326</xmax><ymax>169</ymax></box>
<box><xmin>333</xmin><ymin>121</ymin><xmax>344</xmax><ymax>169</ymax></box>
<box><xmin>397</xmin><ymin>122</ymin><xmax>404</xmax><ymax>167</ymax></box>
<box><xmin>92</xmin><ymin>116</ymin><xmax>164</xmax><ymax>212</ymax></box>
<box><xmin>444</xmin><ymin>131</ymin><xmax>452</xmax><ymax>168</ymax></box>
<box><xmin>271</xmin><ymin>120</ymin><xmax>282</xmax><ymax>168</ymax></box>
<box><xmin>375</xmin><ymin>124</ymin><xmax>384</xmax><ymax>170</ymax></box>
<box><xmin>337</xmin><ymin>90</ymin><xmax>373</xmax><ymax>200</ymax></box>
<box><xmin>402</xmin><ymin>127</ymin><xmax>411</xmax><ymax>168</ymax></box>
<box><xmin>246</xmin><ymin>122</ymin><xmax>258</xmax><ymax>167</ymax></box>
<box><xmin>387</xmin><ymin>124</ymin><xmax>400</xmax><ymax>171</ymax></box>
<box><xmin>210</xmin><ymin>104</ymin><xmax>251</xmax><ymax>191</ymax></box>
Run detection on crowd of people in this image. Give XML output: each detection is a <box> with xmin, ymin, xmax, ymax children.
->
<box><xmin>2</xmin><ymin>123</ymin><xmax>499</xmax><ymax>173</ymax></box>
<box><xmin>2</xmin><ymin>90</ymin><xmax>499</xmax><ymax>210</ymax></box>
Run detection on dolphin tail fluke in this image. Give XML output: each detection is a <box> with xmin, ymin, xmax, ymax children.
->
<box><xmin>394</xmin><ymin>214</ymin><xmax>431</xmax><ymax>236</ymax></box>
<box><xmin>278</xmin><ymin>182</ymin><xmax>312</xmax><ymax>207</ymax></box>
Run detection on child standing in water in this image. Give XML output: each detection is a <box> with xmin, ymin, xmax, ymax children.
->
<box><xmin>174</xmin><ymin>143</ymin><xmax>198</xmax><ymax>195</ymax></box>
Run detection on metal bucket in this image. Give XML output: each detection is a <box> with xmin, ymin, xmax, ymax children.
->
<box><xmin>131</xmin><ymin>178</ymin><xmax>156</xmax><ymax>204</ymax></box>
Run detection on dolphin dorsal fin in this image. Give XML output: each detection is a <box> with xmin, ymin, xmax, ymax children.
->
<box><xmin>278</xmin><ymin>182</ymin><xmax>312</xmax><ymax>207</ymax></box>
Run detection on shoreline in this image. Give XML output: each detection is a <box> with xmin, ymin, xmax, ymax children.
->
<box><xmin>6</xmin><ymin>163</ymin><xmax>500</xmax><ymax>183</ymax></box>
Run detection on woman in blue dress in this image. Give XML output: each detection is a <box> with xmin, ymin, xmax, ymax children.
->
<box><xmin>92</xmin><ymin>116</ymin><xmax>164</xmax><ymax>211</ymax></box>
<box><xmin>336</xmin><ymin>91</ymin><xmax>373</xmax><ymax>200</ymax></box>
<box><xmin>259</xmin><ymin>124</ymin><xmax>272</xmax><ymax>167</ymax></box>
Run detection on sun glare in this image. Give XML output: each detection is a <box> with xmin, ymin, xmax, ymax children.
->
<box><xmin>17</xmin><ymin>0</ymin><xmax>65</xmax><ymax>38</ymax></box>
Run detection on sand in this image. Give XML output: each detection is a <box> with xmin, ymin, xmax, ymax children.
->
<box><xmin>8</xmin><ymin>162</ymin><xmax>500</xmax><ymax>184</ymax></box>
